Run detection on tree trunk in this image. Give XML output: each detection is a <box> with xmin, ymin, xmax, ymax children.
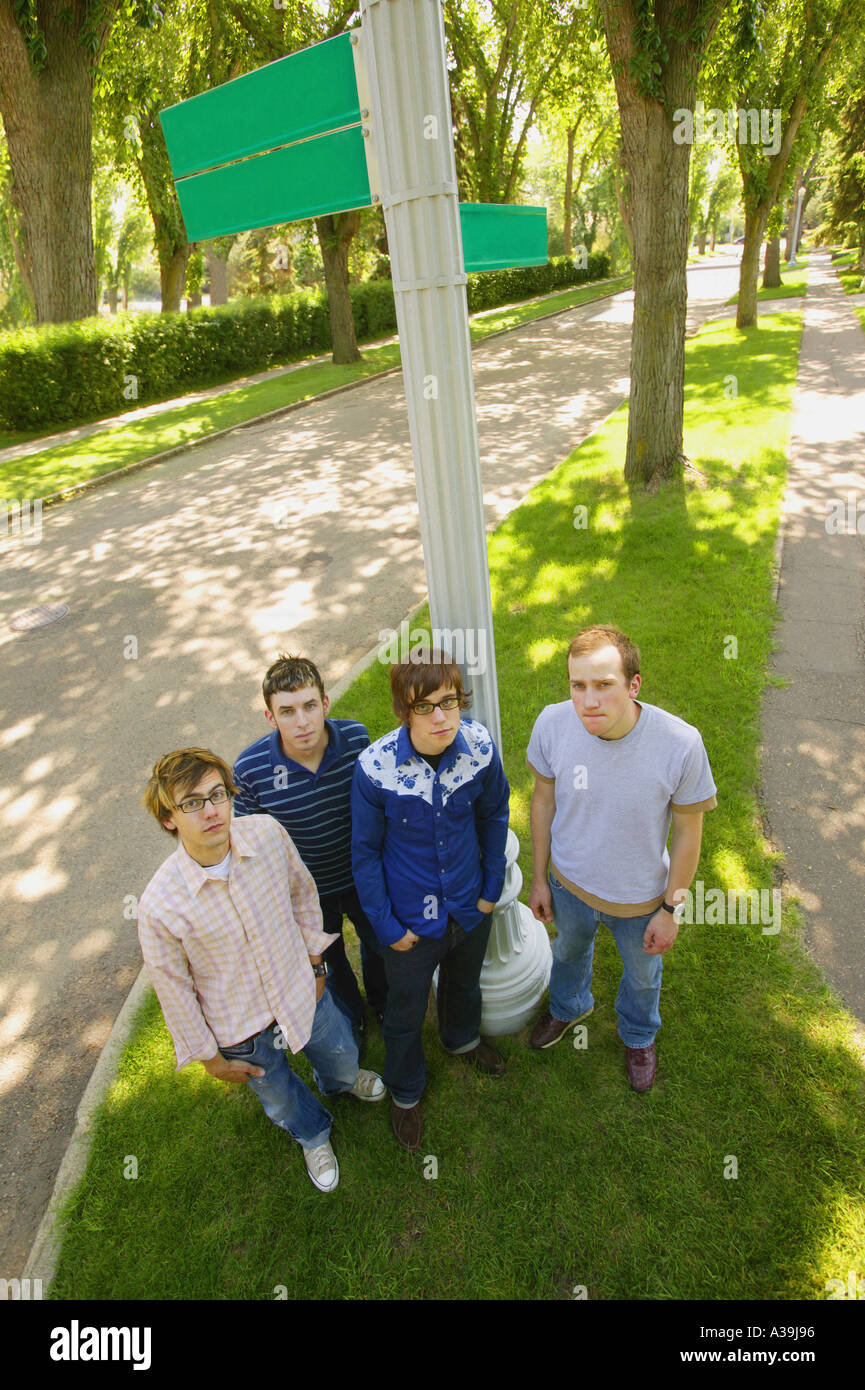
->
<box><xmin>133</xmin><ymin>124</ymin><xmax>193</xmax><ymax>315</ymax></box>
<box><xmin>315</xmin><ymin>211</ymin><xmax>362</xmax><ymax>365</ymax></box>
<box><xmin>108</xmin><ymin>284</ymin><xmax>118</xmax><ymax>314</ymax></box>
<box><xmin>563</xmin><ymin>125</ymin><xmax>576</xmax><ymax>257</ymax></box>
<box><xmin>612</xmin><ymin>154</ymin><xmax>634</xmax><ymax>260</ymax></box>
<box><xmin>623</xmin><ymin>103</ymin><xmax>692</xmax><ymax>485</ymax></box>
<box><xmin>5</xmin><ymin>202</ymin><xmax>35</xmax><ymax>311</ymax></box>
<box><xmin>762</xmin><ymin>235</ymin><xmax>781</xmax><ymax>288</ymax></box>
<box><xmin>598</xmin><ymin>0</ymin><xmax>724</xmax><ymax>488</ymax></box>
<box><xmin>736</xmin><ymin>207</ymin><xmax>769</xmax><ymax>327</ymax></box>
<box><xmin>736</xmin><ymin>75</ymin><xmax>818</xmax><ymax>328</ymax></box>
<box><xmin>697</xmin><ymin>230</ymin><xmax>707</xmax><ymax>255</ymax></box>
<box><xmin>0</xmin><ymin>2</ymin><xmax>106</xmax><ymax>324</ymax></box>
<box><xmin>206</xmin><ymin>247</ymin><xmax>229</xmax><ymax>305</ymax></box>
<box><xmin>784</xmin><ymin>169</ymin><xmax>802</xmax><ymax>260</ymax></box>
<box><xmin>160</xmin><ymin>246</ymin><xmax>189</xmax><ymax>313</ymax></box>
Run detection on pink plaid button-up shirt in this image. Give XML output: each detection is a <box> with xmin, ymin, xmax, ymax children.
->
<box><xmin>137</xmin><ymin>814</ymin><xmax>338</xmax><ymax>1069</ymax></box>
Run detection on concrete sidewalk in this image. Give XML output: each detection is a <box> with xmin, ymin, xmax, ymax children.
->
<box><xmin>762</xmin><ymin>251</ymin><xmax>865</xmax><ymax>1021</ymax></box>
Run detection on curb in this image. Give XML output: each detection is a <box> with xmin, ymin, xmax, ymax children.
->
<box><xmin>20</xmin><ymin>967</ymin><xmax>153</xmax><ymax>1294</ymax></box>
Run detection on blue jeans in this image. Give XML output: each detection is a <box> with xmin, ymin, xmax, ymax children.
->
<box><xmin>548</xmin><ymin>873</ymin><xmax>662</xmax><ymax>1048</ymax></box>
<box><xmin>218</xmin><ymin>990</ymin><xmax>359</xmax><ymax>1149</ymax></box>
<box><xmin>382</xmin><ymin>916</ymin><xmax>493</xmax><ymax>1106</ymax></box>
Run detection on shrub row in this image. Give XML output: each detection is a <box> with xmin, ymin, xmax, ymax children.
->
<box><xmin>465</xmin><ymin>250</ymin><xmax>610</xmax><ymax>313</ymax></box>
<box><xmin>0</xmin><ymin>252</ymin><xmax>611</xmax><ymax>432</ymax></box>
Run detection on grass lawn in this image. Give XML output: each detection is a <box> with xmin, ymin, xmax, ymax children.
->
<box><xmin>0</xmin><ymin>276</ymin><xmax>631</xmax><ymax>500</ymax></box>
<box><xmin>48</xmin><ymin>307</ymin><xmax>865</xmax><ymax>1300</ymax></box>
<box><xmin>831</xmin><ymin>250</ymin><xmax>864</xmax><ymax>295</ymax></box>
<box><xmin>725</xmin><ymin>253</ymin><xmax>809</xmax><ymax>305</ymax></box>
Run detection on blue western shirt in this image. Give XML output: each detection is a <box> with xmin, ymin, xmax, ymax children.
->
<box><xmin>232</xmin><ymin>718</ymin><xmax>369</xmax><ymax>896</ymax></box>
<box><xmin>350</xmin><ymin>719</ymin><xmax>510</xmax><ymax>946</ymax></box>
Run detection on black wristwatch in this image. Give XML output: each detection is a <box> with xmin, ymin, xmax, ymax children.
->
<box><xmin>312</xmin><ymin>962</ymin><xmax>327</xmax><ymax>978</ymax></box>
<box><xmin>661</xmin><ymin>901</ymin><xmax>676</xmax><ymax>914</ymax></box>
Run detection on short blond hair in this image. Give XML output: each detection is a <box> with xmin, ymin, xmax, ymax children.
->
<box><xmin>142</xmin><ymin>748</ymin><xmax>238</xmax><ymax>835</ymax></box>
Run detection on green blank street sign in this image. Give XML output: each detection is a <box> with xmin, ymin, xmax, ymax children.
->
<box><xmin>174</xmin><ymin>125</ymin><xmax>372</xmax><ymax>241</ymax></box>
<box><xmin>160</xmin><ymin>39</ymin><xmax>547</xmax><ymax>268</ymax></box>
<box><xmin>160</xmin><ymin>33</ymin><xmax>361</xmax><ymax>179</ymax></box>
<box><xmin>460</xmin><ymin>204</ymin><xmax>547</xmax><ymax>272</ymax></box>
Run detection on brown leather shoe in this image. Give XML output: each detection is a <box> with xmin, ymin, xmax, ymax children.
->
<box><xmin>625</xmin><ymin>1042</ymin><xmax>657</xmax><ymax>1091</ymax></box>
<box><xmin>391</xmin><ymin>1100</ymin><xmax>423</xmax><ymax>1152</ymax></box>
<box><xmin>455</xmin><ymin>1041</ymin><xmax>505</xmax><ymax>1076</ymax></box>
<box><xmin>529</xmin><ymin>1007</ymin><xmax>593</xmax><ymax>1050</ymax></box>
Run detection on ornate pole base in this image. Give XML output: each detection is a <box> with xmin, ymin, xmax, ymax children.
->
<box><xmin>433</xmin><ymin>831</ymin><xmax>551</xmax><ymax>1036</ymax></box>
<box><xmin>480</xmin><ymin>829</ymin><xmax>551</xmax><ymax>1036</ymax></box>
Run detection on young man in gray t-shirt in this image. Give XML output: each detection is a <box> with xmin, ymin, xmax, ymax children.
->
<box><xmin>526</xmin><ymin>625</ymin><xmax>716</xmax><ymax>1090</ymax></box>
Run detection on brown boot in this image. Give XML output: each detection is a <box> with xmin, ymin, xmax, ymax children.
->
<box><xmin>625</xmin><ymin>1042</ymin><xmax>657</xmax><ymax>1091</ymax></box>
<box><xmin>391</xmin><ymin>1099</ymin><xmax>423</xmax><ymax>1152</ymax></box>
<box><xmin>454</xmin><ymin>1040</ymin><xmax>505</xmax><ymax>1076</ymax></box>
<box><xmin>529</xmin><ymin>1007</ymin><xmax>593</xmax><ymax>1050</ymax></box>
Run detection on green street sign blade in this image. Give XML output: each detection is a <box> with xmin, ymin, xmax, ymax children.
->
<box><xmin>160</xmin><ymin>32</ymin><xmax>361</xmax><ymax>180</ymax></box>
<box><xmin>174</xmin><ymin>125</ymin><xmax>372</xmax><ymax>241</ymax></box>
<box><xmin>460</xmin><ymin>203</ymin><xmax>547</xmax><ymax>273</ymax></box>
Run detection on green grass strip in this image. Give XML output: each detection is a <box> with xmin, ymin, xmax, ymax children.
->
<box><xmin>831</xmin><ymin>252</ymin><xmax>864</xmax><ymax>296</ymax></box>
<box><xmin>49</xmin><ymin>309</ymin><xmax>865</xmax><ymax>1301</ymax></box>
<box><xmin>725</xmin><ymin>253</ymin><xmax>809</xmax><ymax>305</ymax></box>
<box><xmin>0</xmin><ymin>277</ymin><xmax>631</xmax><ymax>500</ymax></box>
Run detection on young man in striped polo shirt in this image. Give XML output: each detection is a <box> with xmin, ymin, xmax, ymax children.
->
<box><xmin>232</xmin><ymin>655</ymin><xmax>388</xmax><ymax>1053</ymax></box>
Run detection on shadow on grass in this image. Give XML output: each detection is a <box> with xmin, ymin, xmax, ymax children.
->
<box><xmin>50</xmin><ymin>934</ymin><xmax>864</xmax><ymax>1300</ymax></box>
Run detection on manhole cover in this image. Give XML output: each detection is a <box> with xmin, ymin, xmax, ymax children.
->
<box><xmin>10</xmin><ymin>603</ymin><xmax>69</xmax><ymax>632</ymax></box>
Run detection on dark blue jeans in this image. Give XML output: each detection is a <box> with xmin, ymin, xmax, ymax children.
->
<box><xmin>320</xmin><ymin>884</ymin><xmax>389</xmax><ymax>1024</ymax></box>
<box><xmin>381</xmin><ymin>916</ymin><xmax>493</xmax><ymax>1106</ymax></box>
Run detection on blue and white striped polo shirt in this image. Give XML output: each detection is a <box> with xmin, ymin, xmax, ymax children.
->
<box><xmin>232</xmin><ymin>718</ymin><xmax>369</xmax><ymax>896</ymax></box>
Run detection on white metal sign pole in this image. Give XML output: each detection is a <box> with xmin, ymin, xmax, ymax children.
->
<box><xmin>355</xmin><ymin>0</ymin><xmax>550</xmax><ymax>1033</ymax></box>
<box><xmin>354</xmin><ymin>0</ymin><xmax>498</xmax><ymax>742</ymax></box>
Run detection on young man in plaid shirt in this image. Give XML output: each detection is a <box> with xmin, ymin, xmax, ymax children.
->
<box><xmin>138</xmin><ymin>747</ymin><xmax>385</xmax><ymax>1193</ymax></box>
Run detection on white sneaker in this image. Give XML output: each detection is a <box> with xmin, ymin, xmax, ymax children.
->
<box><xmin>302</xmin><ymin>1140</ymin><xmax>339</xmax><ymax>1192</ymax></box>
<box><xmin>348</xmin><ymin>1068</ymin><xmax>386</xmax><ymax>1102</ymax></box>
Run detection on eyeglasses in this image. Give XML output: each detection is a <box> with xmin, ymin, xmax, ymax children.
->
<box><xmin>175</xmin><ymin>787</ymin><xmax>232</xmax><ymax>814</ymax></box>
<box><xmin>410</xmin><ymin>695</ymin><xmax>461</xmax><ymax>716</ymax></box>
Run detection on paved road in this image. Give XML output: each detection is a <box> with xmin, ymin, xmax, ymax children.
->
<box><xmin>0</xmin><ymin>255</ymin><xmax>742</xmax><ymax>1275</ymax></box>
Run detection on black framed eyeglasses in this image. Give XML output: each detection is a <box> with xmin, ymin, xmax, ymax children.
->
<box><xmin>175</xmin><ymin>787</ymin><xmax>232</xmax><ymax>814</ymax></box>
<box><xmin>410</xmin><ymin>695</ymin><xmax>461</xmax><ymax>716</ymax></box>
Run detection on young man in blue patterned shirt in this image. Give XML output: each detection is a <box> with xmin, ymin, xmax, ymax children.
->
<box><xmin>351</xmin><ymin>647</ymin><xmax>510</xmax><ymax>1152</ymax></box>
<box><xmin>232</xmin><ymin>655</ymin><xmax>388</xmax><ymax>1050</ymax></box>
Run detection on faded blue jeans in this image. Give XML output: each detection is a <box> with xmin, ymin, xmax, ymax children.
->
<box><xmin>218</xmin><ymin>989</ymin><xmax>359</xmax><ymax>1149</ymax></box>
<box><xmin>548</xmin><ymin>872</ymin><xmax>662</xmax><ymax>1048</ymax></box>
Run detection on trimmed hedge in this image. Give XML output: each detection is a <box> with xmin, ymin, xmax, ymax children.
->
<box><xmin>0</xmin><ymin>252</ymin><xmax>610</xmax><ymax>432</ymax></box>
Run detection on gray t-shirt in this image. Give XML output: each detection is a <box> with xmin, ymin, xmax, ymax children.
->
<box><xmin>527</xmin><ymin>699</ymin><xmax>717</xmax><ymax>914</ymax></box>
